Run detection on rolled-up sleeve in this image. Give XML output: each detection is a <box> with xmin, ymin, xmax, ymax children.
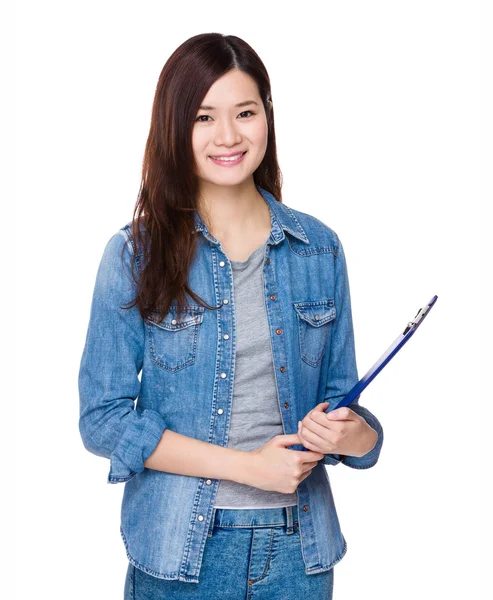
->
<box><xmin>322</xmin><ymin>234</ymin><xmax>384</xmax><ymax>469</ymax></box>
<box><xmin>78</xmin><ymin>229</ymin><xmax>168</xmax><ymax>483</ymax></box>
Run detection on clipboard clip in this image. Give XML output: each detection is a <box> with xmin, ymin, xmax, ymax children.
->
<box><xmin>402</xmin><ymin>304</ymin><xmax>431</xmax><ymax>335</ymax></box>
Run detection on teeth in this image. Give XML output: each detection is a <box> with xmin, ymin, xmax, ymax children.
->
<box><xmin>211</xmin><ymin>152</ymin><xmax>244</xmax><ymax>161</ymax></box>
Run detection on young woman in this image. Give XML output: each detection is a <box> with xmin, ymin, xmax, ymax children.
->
<box><xmin>78</xmin><ymin>33</ymin><xmax>384</xmax><ymax>600</ymax></box>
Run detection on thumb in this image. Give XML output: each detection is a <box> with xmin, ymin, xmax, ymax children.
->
<box><xmin>326</xmin><ymin>409</ymin><xmax>341</xmax><ymax>419</ymax></box>
<box><xmin>312</xmin><ymin>401</ymin><xmax>330</xmax><ymax>413</ymax></box>
<box><xmin>276</xmin><ymin>433</ymin><xmax>303</xmax><ymax>447</ymax></box>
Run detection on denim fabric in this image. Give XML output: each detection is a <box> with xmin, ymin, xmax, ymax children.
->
<box><xmin>123</xmin><ymin>505</ymin><xmax>335</xmax><ymax>599</ymax></box>
<box><xmin>78</xmin><ymin>184</ymin><xmax>384</xmax><ymax>584</ymax></box>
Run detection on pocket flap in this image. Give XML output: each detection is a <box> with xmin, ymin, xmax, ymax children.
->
<box><xmin>293</xmin><ymin>300</ymin><xmax>336</xmax><ymax>327</ymax></box>
<box><xmin>147</xmin><ymin>306</ymin><xmax>205</xmax><ymax>331</ymax></box>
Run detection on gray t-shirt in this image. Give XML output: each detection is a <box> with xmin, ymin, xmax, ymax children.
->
<box><xmin>213</xmin><ymin>240</ymin><xmax>298</xmax><ymax>509</ymax></box>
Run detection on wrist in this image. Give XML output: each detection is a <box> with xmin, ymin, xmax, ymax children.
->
<box><xmin>233</xmin><ymin>450</ymin><xmax>258</xmax><ymax>486</ymax></box>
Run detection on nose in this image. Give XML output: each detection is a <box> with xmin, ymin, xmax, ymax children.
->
<box><xmin>213</xmin><ymin>118</ymin><xmax>242</xmax><ymax>148</ymax></box>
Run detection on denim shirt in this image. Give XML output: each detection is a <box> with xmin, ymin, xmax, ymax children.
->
<box><xmin>78</xmin><ymin>184</ymin><xmax>384</xmax><ymax>583</ymax></box>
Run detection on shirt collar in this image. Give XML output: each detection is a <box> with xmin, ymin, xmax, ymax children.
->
<box><xmin>192</xmin><ymin>184</ymin><xmax>309</xmax><ymax>245</ymax></box>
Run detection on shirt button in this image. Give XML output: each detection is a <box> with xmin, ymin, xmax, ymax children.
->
<box><xmin>222</xmin><ymin>298</ymin><xmax>229</xmax><ymax>305</ymax></box>
<box><xmin>219</xmin><ymin>261</ymin><xmax>225</xmax><ymax>267</ymax></box>
<box><xmin>198</xmin><ymin>515</ymin><xmax>204</xmax><ymax>521</ymax></box>
<box><xmin>220</xmin><ymin>372</ymin><xmax>227</xmax><ymax>378</ymax></box>
<box><xmin>276</xmin><ymin>328</ymin><xmax>282</xmax><ymax>335</ymax></box>
<box><xmin>206</xmin><ymin>479</ymin><xmax>212</xmax><ymax>485</ymax></box>
<box><xmin>270</xmin><ymin>295</ymin><xmax>276</xmax><ymax>300</ymax></box>
<box><xmin>314</xmin><ymin>315</ymin><xmax>319</xmax><ymax>321</ymax></box>
<box><xmin>171</xmin><ymin>319</ymin><xmax>177</xmax><ymax>325</ymax></box>
<box><xmin>217</xmin><ymin>408</ymin><xmax>224</xmax><ymax>415</ymax></box>
<box><xmin>223</xmin><ymin>334</ymin><xmax>229</xmax><ymax>340</ymax></box>
<box><xmin>280</xmin><ymin>366</ymin><xmax>286</xmax><ymax>372</ymax></box>
<box><xmin>284</xmin><ymin>402</ymin><xmax>289</xmax><ymax>408</ymax></box>
<box><xmin>302</xmin><ymin>505</ymin><xmax>309</xmax><ymax>512</ymax></box>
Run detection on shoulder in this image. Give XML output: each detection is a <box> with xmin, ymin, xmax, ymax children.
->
<box><xmin>281</xmin><ymin>201</ymin><xmax>342</xmax><ymax>255</ymax></box>
<box><xmin>114</xmin><ymin>219</ymin><xmax>149</xmax><ymax>258</ymax></box>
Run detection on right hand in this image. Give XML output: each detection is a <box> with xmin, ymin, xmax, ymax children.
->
<box><xmin>246</xmin><ymin>433</ymin><xmax>324</xmax><ymax>494</ymax></box>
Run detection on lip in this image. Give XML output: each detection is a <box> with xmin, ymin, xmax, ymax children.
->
<box><xmin>209</xmin><ymin>150</ymin><xmax>247</xmax><ymax>158</ymax></box>
<box><xmin>209</xmin><ymin>151</ymin><xmax>247</xmax><ymax>167</ymax></box>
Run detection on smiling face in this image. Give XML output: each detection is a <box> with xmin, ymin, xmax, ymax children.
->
<box><xmin>192</xmin><ymin>69</ymin><xmax>269</xmax><ymax>188</ymax></box>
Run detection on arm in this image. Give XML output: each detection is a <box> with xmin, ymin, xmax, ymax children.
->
<box><xmin>78</xmin><ymin>229</ymin><xmax>170</xmax><ymax>484</ymax></box>
<box><xmin>78</xmin><ymin>229</ymin><xmax>253</xmax><ymax>485</ymax></box>
<box><xmin>322</xmin><ymin>234</ymin><xmax>384</xmax><ymax>469</ymax></box>
<box><xmin>144</xmin><ymin>428</ymin><xmax>251</xmax><ymax>483</ymax></box>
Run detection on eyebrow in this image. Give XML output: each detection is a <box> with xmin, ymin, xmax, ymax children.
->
<box><xmin>198</xmin><ymin>100</ymin><xmax>259</xmax><ymax>110</ymax></box>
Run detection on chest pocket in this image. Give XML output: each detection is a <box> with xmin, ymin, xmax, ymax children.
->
<box><xmin>293</xmin><ymin>299</ymin><xmax>336</xmax><ymax>368</ymax></box>
<box><xmin>145</xmin><ymin>305</ymin><xmax>205</xmax><ymax>373</ymax></box>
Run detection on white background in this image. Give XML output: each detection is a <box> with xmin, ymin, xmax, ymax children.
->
<box><xmin>13</xmin><ymin>1</ymin><xmax>490</xmax><ymax>598</ymax></box>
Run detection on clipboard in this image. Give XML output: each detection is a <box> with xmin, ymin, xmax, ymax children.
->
<box><xmin>328</xmin><ymin>294</ymin><xmax>438</xmax><ymax>411</ymax></box>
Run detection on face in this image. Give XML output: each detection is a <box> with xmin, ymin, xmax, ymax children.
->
<box><xmin>192</xmin><ymin>69</ymin><xmax>269</xmax><ymax>187</ymax></box>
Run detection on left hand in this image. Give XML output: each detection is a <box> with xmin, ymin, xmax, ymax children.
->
<box><xmin>298</xmin><ymin>402</ymin><xmax>378</xmax><ymax>458</ymax></box>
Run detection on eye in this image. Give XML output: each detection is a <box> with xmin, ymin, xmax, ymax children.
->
<box><xmin>195</xmin><ymin>110</ymin><xmax>256</xmax><ymax>123</ymax></box>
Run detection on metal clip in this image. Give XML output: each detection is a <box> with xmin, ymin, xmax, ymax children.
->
<box><xmin>403</xmin><ymin>305</ymin><xmax>430</xmax><ymax>335</ymax></box>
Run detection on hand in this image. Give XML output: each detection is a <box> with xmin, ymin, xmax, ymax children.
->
<box><xmin>298</xmin><ymin>402</ymin><xmax>378</xmax><ymax>458</ymax></box>
<box><xmin>247</xmin><ymin>434</ymin><xmax>324</xmax><ymax>494</ymax></box>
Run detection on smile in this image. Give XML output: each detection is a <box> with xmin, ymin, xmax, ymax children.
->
<box><xmin>209</xmin><ymin>151</ymin><xmax>247</xmax><ymax>166</ymax></box>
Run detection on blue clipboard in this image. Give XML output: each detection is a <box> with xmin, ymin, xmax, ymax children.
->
<box><xmin>328</xmin><ymin>294</ymin><xmax>438</xmax><ymax>411</ymax></box>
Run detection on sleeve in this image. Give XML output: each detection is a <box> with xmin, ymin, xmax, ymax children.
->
<box><xmin>78</xmin><ymin>229</ymin><xmax>169</xmax><ymax>484</ymax></box>
<box><xmin>322</xmin><ymin>234</ymin><xmax>384</xmax><ymax>469</ymax></box>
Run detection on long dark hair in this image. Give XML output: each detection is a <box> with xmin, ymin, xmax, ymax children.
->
<box><xmin>122</xmin><ymin>33</ymin><xmax>283</xmax><ymax>323</ymax></box>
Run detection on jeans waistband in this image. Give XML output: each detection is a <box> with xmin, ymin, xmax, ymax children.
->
<box><xmin>207</xmin><ymin>504</ymin><xmax>298</xmax><ymax>538</ymax></box>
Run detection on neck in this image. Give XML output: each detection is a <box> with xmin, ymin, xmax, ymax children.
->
<box><xmin>197</xmin><ymin>180</ymin><xmax>268</xmax><ymax>240</ymax></box>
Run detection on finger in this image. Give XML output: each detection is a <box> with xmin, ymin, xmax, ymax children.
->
<box><xmin>292</xmin><ymin>445</ymin><xmax>324</xmax><ymax>461</ymax></box>
<box><xmin>300</xmin><ymin>419</ymin><xmax>335</xmax><ymax>449</ymax></box>
<box><xmin>301</xmin><ymin>460</ymin><xmax>321</xmax><ymax>473</ymax></box>
<box><xmin>309</xmin><ymin>411</ymin><xmax>345</xmax><ymax>433</ymax></box>
<box><xmin>325</xmin><ymin>407</ymin><xmax>353</xmax><ymax>420</ymax></box>
<box><xmin>298</xmin><ymin>434</ymin><xmax>325</xmax><ymax>454</ymax></box>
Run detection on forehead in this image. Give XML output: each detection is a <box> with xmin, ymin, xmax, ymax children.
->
<box><xmin>200</xmin><ymin>70</ymin><xmax>260</xmax><ymax>107</ymax></box>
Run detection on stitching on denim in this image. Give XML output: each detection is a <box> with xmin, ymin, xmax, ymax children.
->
<box><xmin>305</xmin><ymin>536</ymin><xmax>348</xmax><ymax>572</ymax></box>
<box><xmin>145</xmin><ymin>319</ymin><xmax>199</xmax><ymax>373</ymax></box>
<box><xmin>247</xmin><ymin>527</ymin><xmax>276</xmax><ymax>584</ymax></box>
<box><xmin>286</xmin><ymin>234</ymin><xmax>339</xmax><ymax>257</ymax></box>
<box><xmin>345</xmin><ymin>461</ymin><xmax>378</xmax><ymax>469</ymax></box>
<box><xmin>119</xmin><ymin>225</ymin><xmax>143</xmax><ymax>275</ymax></box>
<box><xmin>120</xmin><ymin>525</ymin><xmax>199</xmax><ymax>582</ymax></box>
<box><xmin>214</xmin><ymin>522</ymin><xmax>292</xmax><ymax>528</ymax></box>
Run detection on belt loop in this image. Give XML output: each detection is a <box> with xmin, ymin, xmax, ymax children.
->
<box><xmin>285</xmin><ymin>505</ymin><xmax>294</xmax><ymax>535</ymax></box>
<box><xmin>207</xmin><ymin>508</ymin><xmax>217</xmax><ymax>538</ymax></box>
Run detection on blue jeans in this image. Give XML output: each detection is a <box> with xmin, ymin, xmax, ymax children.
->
<box><xmin>124</xmin><ymin>504</ymin><xmax>334</xmax><ymax>599</ymax></box>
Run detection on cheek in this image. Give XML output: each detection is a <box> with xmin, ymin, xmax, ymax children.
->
<box><xmin>252</xmin><ymin>120</ymin><xmax>268</xmax><ymax>146</ymax></box>
<box><xmin>246</xmin><ymin>122</ymin><xmax>268</xmax><ymax>163</ymax></box>
<box><xmin>191</xmin><ymin>130</ymin><xmax>208</xmax><ymax>158</ymax></box>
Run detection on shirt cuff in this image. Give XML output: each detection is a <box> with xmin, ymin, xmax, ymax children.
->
<box><xmin>107</xmin><ymin>408</ymin><xmax>168</xmax><ymax>484</ymax></box>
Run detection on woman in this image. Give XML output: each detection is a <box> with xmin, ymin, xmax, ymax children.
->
<box><xmin>78</xmin><ymin>33</ymin><xmax>384</xmax><ymax>599</ymax></box>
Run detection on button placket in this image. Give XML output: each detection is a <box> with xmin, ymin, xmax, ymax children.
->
<box><xmin>215</xmin><ymin>252</ymin><xmax>232</xmax><ymax>446</ymax></box>
<box><xmin>261</xmin><ymin>246</ymin><xmax>295</xmax><ymax>442</ymax></box>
